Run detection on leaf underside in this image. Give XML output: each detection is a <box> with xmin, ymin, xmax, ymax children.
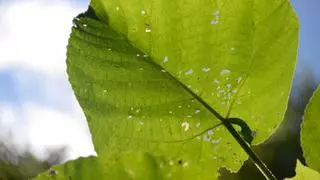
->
<box><xmin>35</xmin><ymin>0</ymin><xmax>298</xmax><ymax>179</ymax></box>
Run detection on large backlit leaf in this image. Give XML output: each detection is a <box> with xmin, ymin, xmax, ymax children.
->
<box><xmin>35</xmin><ymin>0</ymin><xmax>298</xmax><ymax>179</ymax></box>
<box><xmin>301</xmin><ymin>86</ymin><xmax>320</xmax><ymax>173</ymax></box>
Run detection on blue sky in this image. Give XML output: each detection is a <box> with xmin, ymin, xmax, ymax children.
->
<box><xmin>0</xmin><ymin>0</ymin><xmax>319</xmax><ymax>174</ymax></box>
<box><xmin>291</xmin><ymin>0</ymin><xmax>320</xmax><ymax>79</ymax></box>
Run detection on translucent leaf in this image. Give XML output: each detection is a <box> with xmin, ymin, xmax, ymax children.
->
<box><xmin>301</xmin><ymin>86</ymin><xmax>320</xmax><ymax>173</ymax></box>
<box><xmin>286</xmin><ymin>161</ymin><xmax>320</xmax><ymax>180</ymax></box>
<box><xmin>35</xmin><ymin>0</ymin><xmax>298</xmax><ymax>179</ymax></box>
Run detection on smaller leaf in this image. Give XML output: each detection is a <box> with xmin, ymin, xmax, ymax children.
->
<box><xmin>287</xmin><ymin>161</ymin><xmax>320</xmax><ymax>180</ymax></box>
<box><xmin>301</xmin><ymin>86</ymin><xmax>320</xmax><ymax>173</ymax></box>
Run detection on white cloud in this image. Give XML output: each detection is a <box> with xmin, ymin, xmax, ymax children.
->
<box><xmin>24</xmin><ymin>102</ymin><xmax>96</xmax><ymax>162</ymax></box>
<box><xmin>0</xmin><ymin>0</ymin><xmax>96</xmax><ymax>178</ymax></box>
<box><xmin>0</xmin><ymin>0</ymin><xmax>85</xmax><ymax>74</ymax></box>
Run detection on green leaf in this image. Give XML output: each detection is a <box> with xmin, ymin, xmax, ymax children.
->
<box><xmin>35</xmin><ymin>0</ymin><xmax>298</xmax><ymax>179</ymax></box>
<box><xmin>301</xmin><ymin>86</ymin><xmax>320</xmax><ymax>173</ymax></box>
<box><xmin>287</xmin><ymin>161</ymin><xmax>320</xmax><ymax>180</ymax></box>
<box><xmin>90</xmin><ymin>0</ymin><xmax>298</xmax><ymax>144</ymax></box>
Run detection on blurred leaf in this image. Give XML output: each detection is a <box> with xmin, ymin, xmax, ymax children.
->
<box><xmin>287</xmin><ymin>161</ymin><xmax>320</xmax><ymax>180</ymax></box>
<box><xmin>301</xmin><ymin>86</ymin><xmax>320</xmax><ymax>173</ymax></box>
<box><xmin>35</xmin><ymin>0</ymin><xmax>298</xmax><ymax>179</ymax></box>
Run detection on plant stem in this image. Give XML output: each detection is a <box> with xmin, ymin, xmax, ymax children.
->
<box><xmin>222</xmin><ymin>121</ymin><xmax>277</xmax><ymax>180</ymax></box>
<box><xmin>145</xmin><ymin>58</ymin><xmax>277</xmax><ymax>180</ymax></box>
<box><xmin>175</xmin><ymin>80</ymin><xmax>277</xmax><ymax>179</ymax></box>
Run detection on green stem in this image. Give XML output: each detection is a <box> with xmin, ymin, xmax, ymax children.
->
<box><xmin>185</xmin><ymin>88</ymin><xmax>277</xmax><ymax>180</ymax></box>
<box><xmin>187</xmin><ymin>89</ymin><xmax>277</xmax><ymax>180</ymax></box>
<box><xmin>170</xmin><ymin>78</ymin><xmax>276</xmax><ymax>179</ymax></box>
<box><xmin>144</xmin><ymin>57</ymin><xmax>277</xmax><ymax>180</ymax></box>
<box><xmin>222</xmin><ymin>121</ymin><xmax>277</xmax><ymax>180</ymax></box>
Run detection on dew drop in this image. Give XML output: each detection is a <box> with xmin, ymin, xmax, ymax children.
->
<box><xmin>194</xmin><ymin>109</ymin><xmax>201</xmax><ymax>114</ymax></box>
<box><xmin>169</xmin><ymin>111</ymin><xmax>173</xmax><ymax>114</ymax></box>
<box><xmin>213</xmin><ymin>10</ymin><xmax>219</xmax><ymax>16</ymax></box>
<box><xmin>203</xmin><ymin>135</ymin><xmax>210</xmax><ymax>142</ymax></box>
<box><xmin>139</xmin><ymin>121</ymin><xmax>144</xmax><ymax>125</ymax></box>
<box><xmin>220</xmin><ymin>69</ymin><xmax>230</xmax><ymax>75</ymax></box>
<box><xmin>196</xmin><ymin>122</ymin><xmax>201</xmax><ymax>128</ymax></box>
<box><xmin>181</xmin><ymin>121</ymin><xmax>190</xmax><ymax>131</ymax></box>
<box><xmin>145</xmin><ymin>27</ymin><xmax>151</xmax><ymax>33</ymax></box>
<box><xmin>141</xmin><ymin>10</ymin><xmax>146</xmax><ymax>16</ymax></box>
<box><xmin>182</xmin><ymin>162</ymin><xmax>189</xmax><ymax>168</ymax></box>
<box><xmin>185</xmin><ymin>69</ymin><xmax>193</xmax><ymax>75</ymax></box>
<box><xmin>208</xmin><ymin>130</ymin><xmax>213</xmax><ymax>135</ymax></box>
<box><xmin>211</xmin><ymin>20</ymin><xmax>219</xmax><ymax>25</ymax></box>
<box><xmin>163</xmin><ymin>56</ymin><xmax>168</xmax><ymax>63</ymax></box>
<box><xmin>116</xmin><ymin>6</ymin><xmax>120</xmax><ymax>11</ymax></box>
<box><xmin>136</xmin><ymin>53</ymin><xmax>140</xmax><ymax>57</ymax></box>
<box><xmin>218</xmin><ymin>89</ymin><xmax>225</xmax><ymax>94</ymax></box>
<box><xmin>103</xmin><ymin>89</ymin><xmax>107</xmax><ymax>93</ymax></box>
<box><xmin>201</xmin><ymin>67</ymin><xmax>211</xmax><ymax>72</ymax></box>
<box><xmin>213</xmin><ymin>156</ymin><xmax>217</xmax><ymax>160</ymax></box>
<box><xmin>237</xmin><ymin>77</ymin><xmax>242</xmax><ymax>83</ymax></box>
<box><xmin>143</xmin><ymin>54</ymin><xmax>149</xmax><ymax>57</ymax></box>
<box><xmin>230</xmin><ymin>47</ymin><xmax>236</xmax><ymax>52</ymax></box>
<box><xmin>226</xmin><ymin>84</ymin><xmax>231</xmax><ymax>88</ymax></box>
<box><xmin>83</xmin><ymin>24</ymin><xmax>87</xmax><ymax>27</ymax></box>
<box><xmin>178</xmin><ymin>105</ymin><xmax>182</xmax><ymax>108</ymax></box>
<box><xmin>232</xmin><ymin>89</ymin><xmax>238</xmax><ymax>94</ymax></box>
<box><xmin>161</xmin><ymin>69</ymin><xmax>167</xmax><ymax>73</ymax></box>
<box><xmin>169</xmin><ymin>160</ymin><xmax>174</xmax><ymax>166</ymax></box>
<box><xmin>213</xmin><ymin>79</ymin><xmax>220</xmax><ymax>84</ymax></box>
<box><xmin>128</xmin><ymin>115</ymin><xmax>133</xmax><ymax>119</ymax></box>
<box><xmin>212</xmin><ymin>138</ymin><xmax>221</xmax><ymax>144</ymax></box>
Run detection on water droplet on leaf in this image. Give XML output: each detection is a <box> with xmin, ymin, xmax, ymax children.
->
<box><xmin>181</xmin><ymin>121</ymin><xmax>190</xmax><ymax>131</ymax></box>
<box><xmin>185</xmin><ymin>69</ymin><xmax>193</xmax><ymax>75</ymax></box>
<box><xmin>201</xmin><ymin>67</ymin><xmax>211</xmax><ymax>72</ymax></box>
<box><xmin>163</xmin><ymin>56</ymin><xmax>168</xmax><ymax>63</ymax></box>
<box><xmin>211</xmin><ymin>20</ymin><xmax>219</xmax><ymax>25</ymax></box>
<box><xmin>220</xmin><ymin>69</ymin><xmax>230</xmax><ymax>75</ymax></box>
